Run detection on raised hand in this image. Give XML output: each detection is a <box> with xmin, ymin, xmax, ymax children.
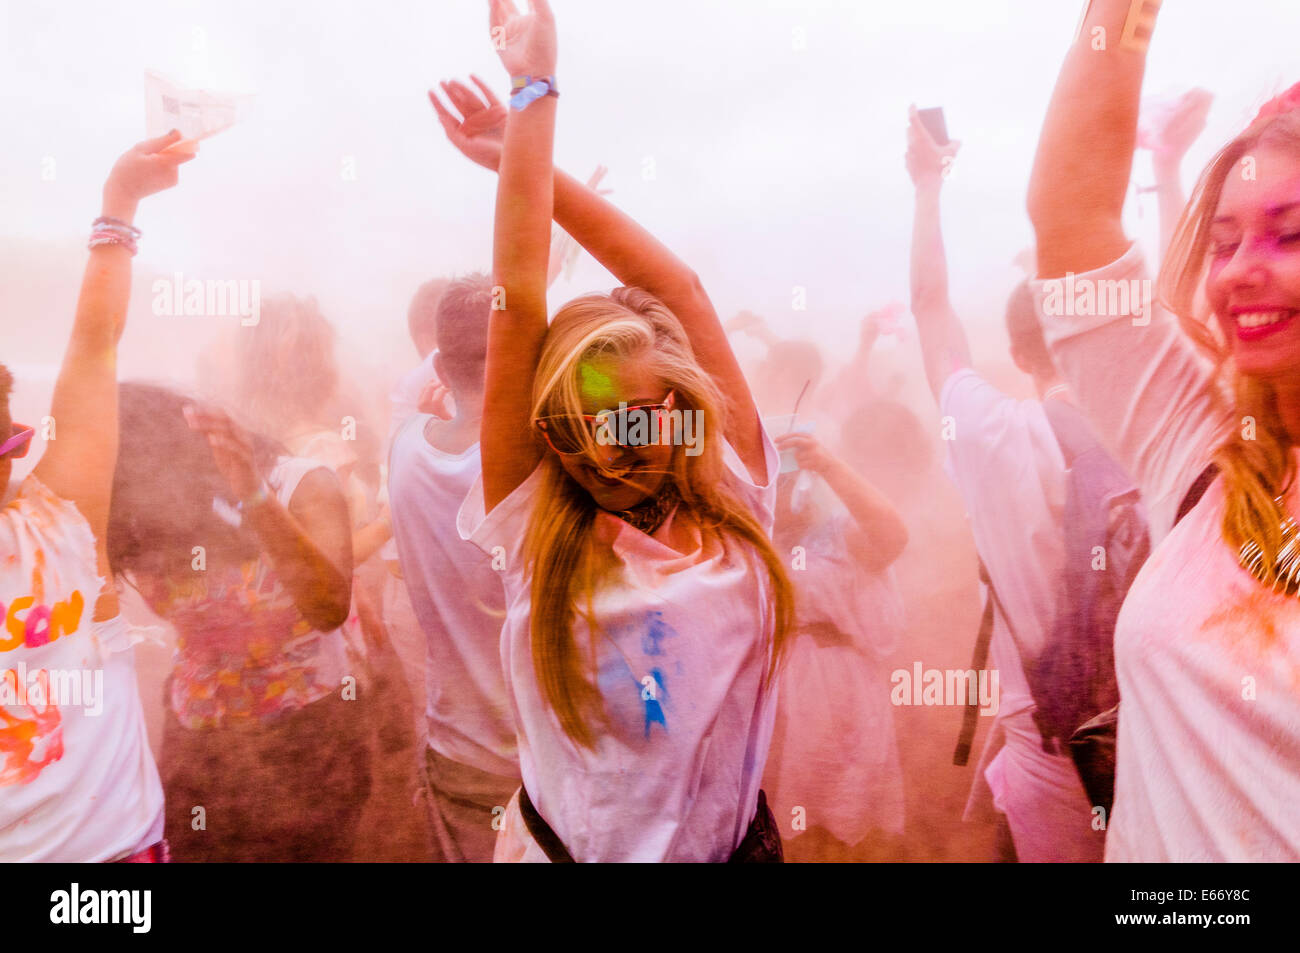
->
<box><xmin>417</xmin><ymin>379</ymin><xmax>454</xmax><ymax>420</ymax></box>
<box><xmin>489</xmin><ymin>0</ymin><xmax>557</xmax><ymax>80</ymax></box>
<box><xmin>429</xmin><ymin>75</ymin><xmax>507</xmax><ymax>171</ymax></box>
<box><xmin>183</xmin><ymin>404</ymin><xmax>264</xmax><ymax>501</ymax></box>
<box><xmin>905</xmin><ymin>105</ymin><xmax>961</xmax><ymax>190</ymax></box>
<box><xmin>866</xmin><ymin>302</ymin><xmax>906</xmax><ymax>342</ymax></box>
<box><xmin>1141</xmin><ymin>88</ymin><xmax>1213</xmax><ymax>163</ymax></box>
<box><xmin>774</xmin><ymin>432</ymin><xmax>836</xmax><ymax>476</ymax></box>
<box><xmin>102</xmin><ymin>130</ymin><xmax>196</xmax><ymax>219</ymax></box>
<box><xmin>725</xmin><ymin>310</ymin><xmax>767</xmax><ymax>334</ymax></box>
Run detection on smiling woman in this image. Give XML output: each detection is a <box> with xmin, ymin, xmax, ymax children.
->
<box><xmin>1161</xmin><ymin>99</ymin><xmax>1300</xmax><ymax>570</ymax></box>
<box><xmin>1026</xmin><ymin>0</ymin><xmax>1300</xmax><ymax>861</ymax></box>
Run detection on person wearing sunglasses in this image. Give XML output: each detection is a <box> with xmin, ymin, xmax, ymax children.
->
<box><xmin>0</xmin><ymin>423</ymin><xmax>35</xmax><ymax>465</ymax></box>
<box><xmin>1027</xmin><ymin>1</ymin><xmax>1300</xmax><ymax>861</ymax></box>
<box><xmin>1</xmin><ymin>131</ymin><xmax>194</xmax><ymax>862</ymax></box>
<box><xmin>447</xmin><ymin>0</ymin><xmax>794</xmax><ymax>863</ymax></box>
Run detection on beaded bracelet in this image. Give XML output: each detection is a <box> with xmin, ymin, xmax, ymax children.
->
<box><xmin>88</xmin><ymin>229</ymin><xmax>138</xmax><ymax>255</ymax></box>
<box><xmin>88</xmin><ymin>216</ymin><xmax>141</xmax><ymax>255</ymax></box>
<box><xmin>93</xmin><ymin>215</ymin><xmax>141</xmax><ymax>237</ymax></box>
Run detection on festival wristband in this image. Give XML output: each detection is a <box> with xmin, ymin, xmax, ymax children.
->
<box><xmin>93</xmin><ymin>215</ymin><xmax>141</xmax><ymax>237</ymax></box>
<box><xmin>509</xmin><ymin>75</ymin><xmax>559</xmax><ymax>111</ymax></box>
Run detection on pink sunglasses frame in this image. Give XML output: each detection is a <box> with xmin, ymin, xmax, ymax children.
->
<box><xmin>0</xmin><ymin>425</ymin><xmax>35</xmax><ymax>459</ymax></box>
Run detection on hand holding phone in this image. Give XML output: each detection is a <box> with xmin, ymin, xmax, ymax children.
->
<box><xmin>917</xmin><ymin>107</ymin><xmax>949</xmax><ymax>146</ymax></box>
<box><xmin>906</xmin><ymin>105</ymin><xmax>960</xmax><ymax>188</ymax></box>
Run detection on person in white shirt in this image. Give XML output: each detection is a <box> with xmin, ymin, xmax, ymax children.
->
<box><xmin>762</xmin><ymin>431</ymin><xmax>909</xmax><ymax>860</ymax></box>
<box><xmin>1027</xmin><ymin>0</ymin><xmax>1300</xmax><ymax>861</ymax></box>
<box><xmin>0</xmin><ymin>131</ymin><xmax>193</xmax><ymax>862</ymax></box>
<box><xmin>439</xmin><ymin>1</ymin><xmax>795</xmax><ymax>861</ymax></box>
<box><xmin>388</xmin><ymin>273</ymin><xmax>521</xmax><ymax>862</ymax></box>
<box><xmin>906</xmin><ymin>105</ymin><xmax>1105</xmax><ymax>862</ymax></box>
<box><xmin>389</xmin><ymin>278</ymin><xmax>450</xmax><ymax>442</ymax></box>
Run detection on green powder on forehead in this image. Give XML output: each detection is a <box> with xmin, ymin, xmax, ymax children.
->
<box><xmin>578</xmin><ymin>361</ymin><xmax>618</xmax><ymax>405</ymax></box>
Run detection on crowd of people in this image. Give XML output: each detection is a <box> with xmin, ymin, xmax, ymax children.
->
<box><xmin>3</xmin><ymin>0</ymin><xmax>1299</xmax><ymax>862</ymax></box>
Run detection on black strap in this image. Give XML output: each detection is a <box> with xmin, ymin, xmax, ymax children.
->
<box><xmin>517</xmin><ymin>785</ymin><xmax>574</xmax><ymax>858</ymax></box>
<box><xmin>1176</xmin><ymin>463</ymin><xmax>1219</xmax><ymax>526</ymax></box>
<box><xmin>1041</xmin><ymin>395</ymin><xmax>1094</xmax><ymax>467</ymax></box>
<box><xmin>954</xmin><ymin>561</ymin><xmax>996</xmax><ymax>766</ymax></box>
<box><xmin>517</xmin><ymin>785</ymin><xmax>782</xmax><ymax>862</ymax></box>
<box><xmin>517</xmin><ymin>786</ymin><xmax>576</xmax><ymax>863</ymax></box>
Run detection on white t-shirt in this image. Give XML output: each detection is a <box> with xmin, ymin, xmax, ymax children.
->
<box><xmin>458</xmin><ymin>429</ymin><xmax>781</xmax><ymax>862</ymax></box>
<box><xmin>940</xmin><ymin>368</ymin><xmax>1104</xmax><ymax>862</ymax></box>
<box><xmin>382</xmin><ymin>351</ymin><xmax>441</xmax><ymax>564</ymax></box>
<box><xmin>387</xmin><ymin>415</ymin><xmax>518</xmax><ymax>777</ymax></box>
<box><xmin>0</xmin><ymin>475</ymin><xmax>164</xmax><ymax>861</ymax></box>
<box><xmin>763</xmin><ymin>501</ymin><xmax>906</xmax><ymax>843</ymax></box>
<box><xmin>1032</xmin><ymin>243</ymin><xmax>1300</xmax><ymax>861</ymax></box>
<box><xmin>389</xmin><ymin>351</ymin><xmax>440</xmax><ymax>443</ymax></box>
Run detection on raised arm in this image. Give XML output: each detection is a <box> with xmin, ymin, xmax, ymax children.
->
<box><xmin>905</xmin><ymin>107</ymin><xmax>971</xmax><ymax>402</ymax></box>
<box><xmin>817</xmin><ymin>306</ymin><xmax>891</xmax><ymax>418</ymax></box>
<box><xmin>478</xmin><ymin>0</ymin><xmax>558</xmax><ymax>510</ymax></box>
<box><xmin>1026</xmin><ymin>1</ymin><xmax>1229</xmax><ymax>538</ymax></box>
<box><xmin>546</xmin><ymin>166</ymin><xmax>609</xmax><ymax>287</ymax></box>
<box><xmin>184</xmin><ymin>405</ymin><xmax>353</xmax><ymax>632</ymax></box>
<box><xmin>33</xmin><ymin>131</ymin><xmax>193</xmax><ymax>618</ymax></box>
<box><xmin>777</xmin><ymin>432</ymin><xmax>908</xmax><ymax>573</ymax></box>
<box><xmin>430</xmin><ymin>72</ymin><xmax>766</xmax><ymax>482</ymax></box>
<box><xmin>1027</xmin><ymin>0</ymin><xmax>1159</xmax><ymax>279</ymax></box>
<box><xmin>1144</xmin><ymin>88</ymin><xmax>1212</xmax><ymax>260</ymax></box>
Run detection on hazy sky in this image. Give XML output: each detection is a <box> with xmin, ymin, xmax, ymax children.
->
<box><xmin>3</xmin><ymin>0</ymin><xmax>1298</xmax><ymax>399</ymax></box>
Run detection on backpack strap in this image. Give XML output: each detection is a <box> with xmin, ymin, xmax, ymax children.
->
<box><xmin>954</xmin><ymin>560</ymin><xmax>997</xmax><ymax>766</ymax></box>
<box><xmin>1175</xmin><ymin>462</ymin><xmax>1219</xmax><ymax>526</ymax></box>
<box><xmin>1041</xmin><ymin>395</ymin><xmax>1100</xmax><ymax>467</ymax></box>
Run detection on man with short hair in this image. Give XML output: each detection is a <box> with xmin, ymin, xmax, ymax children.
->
<box><xmin>906</xmin><ymin>108</ymin><xmax>1105</xmax><ymax>862</ymax></box>
<box><xmin>387</xmin><ymin>273</ymin><xmax>520</xmax><ymax>862</ymax></box>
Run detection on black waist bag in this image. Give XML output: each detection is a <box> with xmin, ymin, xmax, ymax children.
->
<box><xmin>1065</xmin><ymin>462</ymin><xmax>1220</xmax><ymax>818</ymax></box>
<box><xmin>518</xmin><ymin>787</ymin><xmax>783</xmax><ymax>863</ymax></box>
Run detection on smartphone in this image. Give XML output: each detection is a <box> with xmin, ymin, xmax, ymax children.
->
<box><xmin>917</xmin><ymin>107</ymin><xmax>949</xmax><ymax>146</ymax></box>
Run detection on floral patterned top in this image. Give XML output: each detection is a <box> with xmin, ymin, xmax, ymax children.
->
<box><xmin>140</xmin><ymin>458</ymin><xmax>349</xmax><ymax>730</ymax></box>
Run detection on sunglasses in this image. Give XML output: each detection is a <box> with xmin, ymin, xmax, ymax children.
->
<box><xmin>535</xmin><ymin>390</ymin><xmax>676</xmax><ymax>456</ymax></box>
<box><xmin>0</xmin><ymin>424</ymin><xmax>34</xmax><ymax>459</ymax></box>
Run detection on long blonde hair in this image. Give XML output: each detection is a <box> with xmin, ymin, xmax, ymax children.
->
<box><xmin>523</xmin><ymin>288</ymin><xmax>795</xmax><ymax>748</ymax></box>
<box><xmin>1159</xmin><ymin>108</ymin><xmax>1300</xmax><ymax>576</ymax></box>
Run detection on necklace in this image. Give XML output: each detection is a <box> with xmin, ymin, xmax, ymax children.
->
<box><xmin>1238</xmin><ymin>494</ymin><xmax>1300</xmax><ymax>596</ymax></box>
<box><xmin>616</xmin><ymin>481</ymin><xmax>680</xmax><ymax>536</ymax></box>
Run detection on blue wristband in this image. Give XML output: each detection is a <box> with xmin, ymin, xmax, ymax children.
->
<box><xmin>509</xmin><ymin>75</ymin><xmax>558</xmax><ymax>111</ymax></box>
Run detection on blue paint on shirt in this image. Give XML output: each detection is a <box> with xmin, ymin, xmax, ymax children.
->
<box><xmin>642</xmin><ymin>668</ymin><xmax>668</xmax><ymax>738</ymax></box>
<box><xmin>641</xmin><ymin>610</ymin><xmax>678</xmax><ymax>657</ymax></box>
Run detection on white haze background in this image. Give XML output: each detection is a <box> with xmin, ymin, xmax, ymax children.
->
<box><xmin>2</xmin><ymin>0</ymin><xmax>1298</xmax><ymax>458</ymax></box>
